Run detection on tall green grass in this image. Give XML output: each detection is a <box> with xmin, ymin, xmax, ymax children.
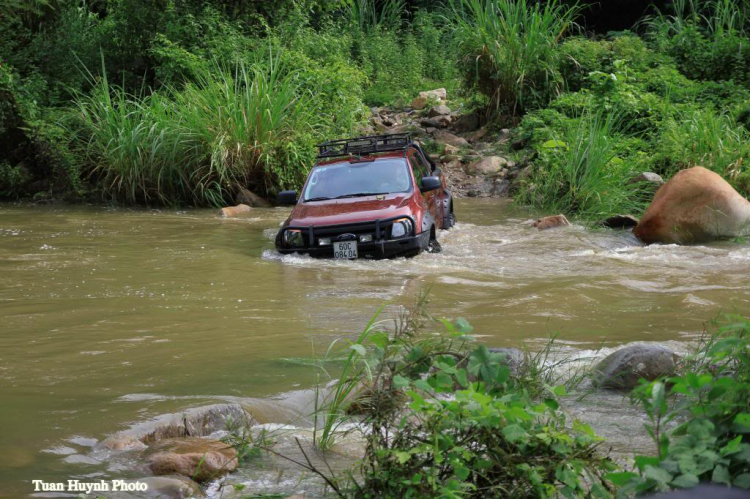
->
<box><xmin>658</xmin><ymin>108</ymin><xmax>750</xmax><ymax>195</ymax></box>
<box><xmin>518</xmin><ymin>111</ymin><xmax>646</xmax><ymax>219</ymax></box>
<box><xmin>67</xmin><ymin>54</ymin><xmax>313</xmax><ymax>206</ymax></box>
<box><xmin>451</xmin><ymin>0</ymin><xmax>580</xmax><ymax>116</ymax></box>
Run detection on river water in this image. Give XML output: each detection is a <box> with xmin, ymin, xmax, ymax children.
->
<box><xmin>1</xmin><ymin>200</ymin><xmax>749</xmax><ymax>497</ymax></box>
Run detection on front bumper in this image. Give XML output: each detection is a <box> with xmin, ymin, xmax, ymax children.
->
<box><xmin>277</xmin><ymin>231</ymin><xmax>430</xmax><ymax>259</ymax></box>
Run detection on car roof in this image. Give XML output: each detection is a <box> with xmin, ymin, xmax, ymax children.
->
<box><xmin>315</xmin><ymin>150</ymin><xmax>409</xmax><ymax>167</ymax></box>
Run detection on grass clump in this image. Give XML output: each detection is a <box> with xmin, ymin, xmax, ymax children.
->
<box><xmin>451</xmin><ymin>0</ymin><xmax>580</xmax><ymax>116</ymax></box>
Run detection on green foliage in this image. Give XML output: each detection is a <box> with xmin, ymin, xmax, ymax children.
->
<box><xmin>646</xmin><ymin>0</ymin><xmax>750</xmax><ymax>84</ymax></box>
<box><xmin>320</xmin><ymin>299</ymin><xmax>617</xmax><ymax>498</ymax></box>
<box><xmin>451</xmin><ymin>0</ymin><xmax>580</xmax><ymax>116</ymax></box>
<box><xmin>613</xmin><ymin>315</ymin><xmax>750</xmax><ymax>496</ymax></box>
<box><xmin>517</xmin><ymin>110</ymin><xmax>649</xmax><ymax>219</ymax></box>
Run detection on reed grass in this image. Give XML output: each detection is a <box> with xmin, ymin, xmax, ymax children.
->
<box><xmin>451</xmin><ymin>0</ymin><xmax>580</xmax><ymax>116</ymax></box>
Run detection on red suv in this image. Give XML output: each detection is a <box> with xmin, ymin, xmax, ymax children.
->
<box><xmin>275</xmin><ymin>134</ymin><xmax>455</xmax><ymax>259</ymax></box>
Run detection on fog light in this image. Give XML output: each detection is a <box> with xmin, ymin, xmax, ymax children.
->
<box><xmin>359</xmin><ymin>234</ymin><xmax>373</xmax><ymax>243</ymax></box>
<box><xmin>318</xmin><ymin>237</ymin><xmax>331</xmax><ymax>246</ymax></box>
<box><xmin>283</xmin><ymin>229</ymin><xmax>304</xmax><ymax>247</ymax></box>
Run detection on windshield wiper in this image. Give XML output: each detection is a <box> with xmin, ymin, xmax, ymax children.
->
<box><xmin>304</xmin><ymin>197</ymin><xmax>332</xmax><ymax>202</ymax></box>
<box><xmin>333</xmin><ymin>192</ymin><xmax>390</xmax><ymax>199</ymax></box>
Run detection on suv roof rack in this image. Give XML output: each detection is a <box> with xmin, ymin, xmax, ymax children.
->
<box><xmin>316</xmin><ymin>133</ymin><xmax>412</xmax><ymax>159</ymax></box>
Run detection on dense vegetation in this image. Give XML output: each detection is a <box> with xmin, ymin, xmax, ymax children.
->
<box><xmin>1</xmin><ymin>0</ymin><xmax>749</xmax><ymax>215</ymax></box>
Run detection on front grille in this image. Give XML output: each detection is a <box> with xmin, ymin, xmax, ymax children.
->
<box><xmin>282</xmin><ymin>217</ymin><xmax>413</xmax><ymax>248</ymax></box>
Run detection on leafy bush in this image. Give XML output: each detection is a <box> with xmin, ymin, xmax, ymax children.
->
<box><xmin>646</xmin><ymin>0</ymin><xmax>750</xmax><ymax>84</ymax></box>
<box><xmin>451</xmin><ymin>0</ymin><xmax>580</xmax><ymax>116</ymax></box>
<box><xmin>611</xmin><ymin>315</ymin><xmax>750</xmax><ymax>496</ymax></box>
<box><xmin>315</xmin><ymin>300</ymin><xmax>617</xmax><ymax>498</ymax></box>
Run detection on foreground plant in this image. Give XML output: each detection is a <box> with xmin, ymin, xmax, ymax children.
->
<box><xmin>312</xmin><ymin>296</ymin><xmax>618</xmax><ymax>498</ymax></box>
<box><xmin>610</xmin><ymin>315</ymin><xmax>750</xmax><ymax>496</ymax></box>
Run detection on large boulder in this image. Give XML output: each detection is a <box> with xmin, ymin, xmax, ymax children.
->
<box><xmin>634</xmin><ymin>166</ymin><xmax>750</xmax><ymax>244</ymax></box>
<box><xmin>146</xmin><ymin>438</ymin><xmax>238</xmax><ymax>482</ymax></box>
<box><xmin>592</xmin><ymin>344</ymin><xmax>678</xmax><ymax>389</ymax></box>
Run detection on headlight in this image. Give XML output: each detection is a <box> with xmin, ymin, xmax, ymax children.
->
<box><xmin>283</xmin><ymin>229</ymin><xmax>304</xmax><ymax>247</ymax></box>
<box><xmin>391</xmin><ymin>218</ymin><xmax>412</xmax><ymax>239</ymax></box>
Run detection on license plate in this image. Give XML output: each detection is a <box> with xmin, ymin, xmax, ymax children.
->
<box><xmin>333</xmin><ymin>241</ymin><xmax>358</xmax><ymax>259</ymax></box>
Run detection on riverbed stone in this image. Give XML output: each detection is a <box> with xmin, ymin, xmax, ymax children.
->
<box><xmin>146</xmin><ymin>437</ymin><xmax>238</xmax><ymax>482</ymax></box>
<box><xmin>219</xmin><ymin>204</ymin><xmax>252</xmax><ymax>217</ymax></box>
<box><xmin>236</xmin><ymin>188</ymin><xmax>271</xmax><ymax>208</ymax></box>
<box><xmin>452</xmin><ymin>112</ymin><xmax>480</xmax><ymax>133</ymax></box>
<box><xmin>428</xmin><ymin>104</ymin><xmax>452</xmax><ymax>117</ymax></box>
<box><xmin>592</xmin><ymin>344</ymin><xmax>679</xmax><ymax>389</ymax></box>
<box><xmin>533</xmin><ymin>214</ymin><xmax>570</xmax><ymax>231</ymax></box>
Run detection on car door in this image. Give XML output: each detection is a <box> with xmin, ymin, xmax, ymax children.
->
<box><xmin>409</xmin><ymin>148</ymin><xmax>443</xmax><ymax>229</ymax></box>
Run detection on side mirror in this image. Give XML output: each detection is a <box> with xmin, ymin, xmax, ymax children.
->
<box><xmin>277</xmin><ymin>190</ymin><xmax>298</xmax><ymax>206</ymax></box>
<box><xmin>420</xmin><ymin>176</ymin><xmax>441</xmax><ymax>193</ymax></box>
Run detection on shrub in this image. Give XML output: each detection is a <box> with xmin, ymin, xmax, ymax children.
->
<box><xmin>611</xmin><ymin>315</ymin><xmax>750</xmax><ymax>496</ymax></box>
<box><xmin>451</xmin><ymin>0</ymin><xmax>580</xmax><ymax>116</ymax></box>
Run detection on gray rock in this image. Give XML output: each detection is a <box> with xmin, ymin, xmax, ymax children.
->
<box><xmin>452</xmin><ymin>112</ymin><xmax>480</xmax><ymax>133</ymax></box>
<box><xmin>592</xmin><ymin>344</ymin><xmax>679</xmax><ymax>389</ymax></box>
<box><xmin>628</xmin><ymin>172</ymin><xmax>664</xmax><ymax>186</ymax></box>
<box><xmin>434</xmin><ymin>130</ymin><xmax>469</xmax><ymax>148</ymax></box>
<box><xmin>467</xmin><ymin>156</ymin><xmax>510</xmax><ymax>176</ymax></box>
<box><xmin>600</xmin><ymin>214</ymin><xmax>639</xmax><ymax>229</ymax></box>
<box><xmin>428</xmin><ymin>104</ymin><xmax>452</xmax><ymax>117</ymax></box>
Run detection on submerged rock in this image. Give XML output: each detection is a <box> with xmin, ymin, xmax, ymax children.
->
<box><xmin>533</xmin><ymin>214</ymin><xmax>570</xmax><ymax>231</ymax></box>
<box><xmin>98</xmin><ymin>404</ymin><xmax>254</xmax><ymax>452</ymax></box>
<box><xmin>146</xmin><ymin>437</ymin><xmax>238</xmax><ymax>482</ymax></box>
<box><xmin>634</xmin><ymin>166</ymin><xmax>750</xmax><ymax>244</ymax></box>
<box><xmin>218</xmin><ymin>204</ymin><xmax>252</xmax><ymax>217</ymax></box>
<box><xmin>592</xmin><ymin>344</ymin><xmax>678</xmax><ymax>389</ymax></box>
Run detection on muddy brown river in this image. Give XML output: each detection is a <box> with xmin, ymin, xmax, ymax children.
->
<box><xmin>1</xmin><ymin>199</ymin><xmax>749</xmax><ymax>497</ymax></box>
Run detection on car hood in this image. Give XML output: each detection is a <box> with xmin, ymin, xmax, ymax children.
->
<box><xmin>287</xmin><ymin>193</ymin><xmax>413</xmax><ymax>227</ymax></box>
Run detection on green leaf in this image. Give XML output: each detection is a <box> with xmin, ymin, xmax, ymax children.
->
<box><xmin>604</xmin><ymin>471</ymin><xmax>638</xmax><ymax>486</ymax></box>
<box><xmin>369</xmin><ymin>331</ymin><xmax>389</xmax><ymax>349</ymax></box>
<box><xmin>393</xmin><ymin>375</ymin><xmax>410</xmax><ymax>389</ymax></box>
<box><xmin>671</xmin><ymin>474</ymin><xmax>699</xmax><ymax>488</ymax></box>
<box><xmin>635</xmin><ymin>455</ymin><xmax>661</xmax><ymax>471</ymax></box>
<box><xmin>644</xmin><ymin>465</ymin><xmax>673</xmax><ymax>486</ymax></box>
<box><xmin>735</xmin><ymin>473</ymin><xmax>750</xmax><ymax>489</ymax></box>
<box><xmin>552</xmin><ymin>385</ymin><xmax>567</xmax><ymax>397</ymax></box>
<box><xmin>454</xmin><ymin>465</ymin><xmax>470</xmax><ymax>481</ymax></box>
<box><xmin>350</xmin><ymin>344</ymin><xmax>366</xmax><ymax>356</ymax></box>
<box><xmin>502</xmin><ymin>424</ymin><xmax>527</xmax><ymax>443</ymax></box>
<box><xmin>712</xmin><ymin>465</ymin><xmax>730</xmax><ymax>486</ymax></box>
<box><xmin>542</xmin><ymin>139</ymin><xmax>567</xmax><ymax>149</ymax></box>
<box><xmin>734</xmin><ymin>413</ymin><xmax>750</xmax><ymax>429</ymax></box>
<box><xmin>721</xmin><ymin>435</ymin><xmax>742</xmax><ymax>456</ymax></box>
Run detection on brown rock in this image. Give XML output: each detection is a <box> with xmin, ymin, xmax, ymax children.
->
<box><xmin>411</xmin><ymin>96</ymin><xmax>429</xmax><ymax>110</ymax></box>
<box><xmin>146</xmin><ymin>438</ymin><xmax>238</xmax><ymax>483</ymax></box>
<box><xmin>533</xmin><ymin>215</ymin><xmax>571</xmax><ymax>231</ymax></box>
<box><xmin>634</xmin><ymin>166</ymin><xmax>750</xmax><ymax>244</ymax></box>
<box><xmin>434</xmin><ymin>130</ymin><xmax>469</xmax><ymax>148</ymax></box>
<box><xmin>465</xmin><ymin>127</ymin><xmax>488</xmax><ymax>142</ymax></box>
<box><xmin>452</xmin><ymin>112</ymin><xmax>481</xmax><ymax>133</ymax></box>
<box><xmin>419</xmin><ymin>88</ymin><xmax>447</xmax><ymax>101</ymax></box>
<box><xmin>219</xmin><ymin>204</ymin><xmax>252</xmax><ymax>217</ymax></box>
<box><xmin>236</xmin><ymin>188</ymin><xmax>271</xmax><ymax>207</ymax></box>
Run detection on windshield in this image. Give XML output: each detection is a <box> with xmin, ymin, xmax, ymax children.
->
<box><xmin>302</xmin><ymin>159</ymin><xmax>412</xmax><ymax>202</ymax></box>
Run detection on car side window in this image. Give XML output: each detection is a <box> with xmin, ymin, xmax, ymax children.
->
<box><xmin>409</xmin><ymin>149</ymin><xmax>429</xmax><ymax>188</ymax></box>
